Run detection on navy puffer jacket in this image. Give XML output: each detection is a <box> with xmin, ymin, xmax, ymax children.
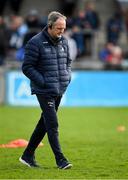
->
<box><xmin>22</xmin><ymin>27</ymin><xmax>72</xmax><ymax>96</ymax></box>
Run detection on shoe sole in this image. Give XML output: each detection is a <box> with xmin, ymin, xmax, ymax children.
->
<box><xmin>60</xmin><ymin>163</ymin><xmax>73</xmax><ymax>170</ymax></box>
<box><xmin>19</xmin><ymin>157</ymin><xmax>31</xmax><ymax>167</ymax></box>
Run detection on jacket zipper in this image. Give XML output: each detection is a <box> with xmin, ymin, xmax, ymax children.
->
<box><xmin>55</xmin><ymin>45</ymin><xmax>60</xmax><ymax>94</ymax></box>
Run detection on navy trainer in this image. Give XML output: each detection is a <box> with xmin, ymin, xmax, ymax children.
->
<box><xmin>19</xmin><ymin>155</ymin><xmax>40</xmax><ymax>168</ymax></box>
<box><xmin>56</xmin><ymin>158</ymin><xmax>73</xmax><ymax>169</ymax></box>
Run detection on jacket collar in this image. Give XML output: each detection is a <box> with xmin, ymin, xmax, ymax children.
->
<box><xmin>42</xmin><ymin>26</ymin><xmax>62</xmax><ymax>45</ymax></box>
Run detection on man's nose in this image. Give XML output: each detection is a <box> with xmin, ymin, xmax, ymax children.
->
<box><xmin>60</xmin><ymin>29</ymin><xmax>64</xmax><ymax>33</ymax></box>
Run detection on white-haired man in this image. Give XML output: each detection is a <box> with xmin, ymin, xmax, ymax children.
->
<box><xmin>19</xmin><ymin>11</ymin><xmax>72</xmax><ymax>169</ymax></box>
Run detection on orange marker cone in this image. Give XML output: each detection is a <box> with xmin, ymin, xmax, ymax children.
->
<box><xmin>117</xmin><ymin>125</ymin><xmax>126</xmax><ymax>132</ymax></box>
<box><xmin>0</xmin><ymin>139</ymin><xmax>43</xmax><ymax>148</ymax></box>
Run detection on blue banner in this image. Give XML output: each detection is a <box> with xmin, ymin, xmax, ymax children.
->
<box><xmin>6</xmin><ymin>71</ymin><xmax>38</xmax><ymax>106</ymax></box>
<box><xmin>63</xmin><ymin>71</ymin><xmax>128</xmax><ymax>106</ymax></box>
<box><xmin>6</xmin><ymin>71</ymin><xmax>128</xmax><ymax>106</ymax></box>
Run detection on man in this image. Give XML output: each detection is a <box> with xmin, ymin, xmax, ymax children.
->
<box><xmin>19</xmin><ymin>11</ymin><xmax>72</xmax><ymax>170</ymax></box>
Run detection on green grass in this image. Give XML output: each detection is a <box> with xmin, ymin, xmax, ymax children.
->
<box><xmin>0</xmin><ymin>106</ymin><xmax>128</xmax><ymax>179</ymax></box>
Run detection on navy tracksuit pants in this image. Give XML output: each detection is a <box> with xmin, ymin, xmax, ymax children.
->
<box><xmin>23</xmin><ymin>94</ymin><xmax>64</xmax><ymax>160</ymax></box>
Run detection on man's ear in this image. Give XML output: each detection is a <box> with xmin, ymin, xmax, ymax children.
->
<box><xmin>48</xmin><ymin>23</ymin><xmax>52</xmax><ymax>29</ymax></box>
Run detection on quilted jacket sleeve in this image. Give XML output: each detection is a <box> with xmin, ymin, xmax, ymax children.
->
<box><xmin>22</xmin><ymin>39</ymin><xmax>45</xmax><ymax>88</ymax></box>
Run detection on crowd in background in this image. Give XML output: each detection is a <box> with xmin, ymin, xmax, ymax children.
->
<box><xmin>0</xmin><ymin>0</ymin><xmax>128</xmax><ymax>70</ymax></box>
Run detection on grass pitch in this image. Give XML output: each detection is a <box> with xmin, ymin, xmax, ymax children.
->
<box><xmin>0</xmin><ymin>106</ymin><xmax>128</xmax><ymax>179</ymax></box>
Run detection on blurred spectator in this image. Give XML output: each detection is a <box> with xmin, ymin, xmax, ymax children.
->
<box><xmin>71</xmin><ymin>5</ymin><xmax>100</xmax><ymax>56</ymax></box>
<box><xmin>5</xmin><ymin>15</ymin><xmax>27</xmax><ymax>62</ymax></box>
<box><xmin>8</xmin><ymin>16</ymin><xmax>27</xmax><ymax>50</ymax></box>
<box><xmin>71</xmin><ymin>10</ymin><xmax>93</xmax><ymax>56</ymax></box>
<box><xmin>106</xmin><ymin>12</ymin><xmax>123</xmax><ymax>44</ymax></box>
<box><xmin>99</xmin><ymin>42</ymin><xmax>114</xmax><ymax>62</ymax></box>
<box><xmin>71</xmin><ymin>25</ymin><xmax>85</xmax><ymax>57</ymax></box>
<box><xmin>73</xmin><ymin>10</ymin><xmax>86</xmax><ymax>29</ymax></box>
<box><xmin>84</xmin><ymin>2</ymin><xmax>100</xmax><ymax>55</ymax></box>
<box><xmin>0</xmin><ymin>16</ymin><xmax>8</xmax><ymax>65</ymax></box>
<box><xmin>63</xmin><ymin>30</ymin><xmax>77</xmax><ymax>61</ymax></box>
<box><xmin>99</xmin><ymin>42</ymin><xmax>123</xmax><ymax>70</ymax></box>
<box><xmin>23</xmin><ymin>9</ymin><xmax>42</xmax><ymax>45</ymax></box>
<box><xmin>16</xmin><ymin>10</ymin><xmax>42</xmax><ymax>62</ymax></box>
<box><xmin>84</xmin><ymin>2</ymin><xmax>100</xmax><ymax>30</ymax></box>
<box><xmin>0</xmin><ymin>0</ymin><xmax>23</xmax><ymax>16</ymax></box>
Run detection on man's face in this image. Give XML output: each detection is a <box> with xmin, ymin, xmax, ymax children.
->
<box><xmin>49</xmin><ymin>18</ymin><xmax>66</xmax><ymax>39</ymax></box>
